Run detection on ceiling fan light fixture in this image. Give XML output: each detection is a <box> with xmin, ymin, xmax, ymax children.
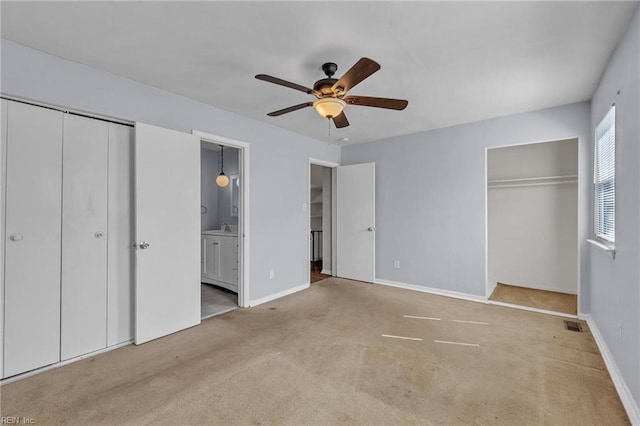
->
<box><xmin>313</xmin><ymin>97</ymin><xmax>346</xmax><ymax>118</ymax></box>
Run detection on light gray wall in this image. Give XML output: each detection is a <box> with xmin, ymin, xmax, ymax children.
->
<box><xmin>1</xmin><ymin>39</ymin><xmax>341</xmax><ymax>301</ymax></box>
<box><xmin>200</xmin><ymin>148</ymin><xmax>219</xmax><ymax>231</ymax></box>
<box><xmin>589</xmin><ymin>4</ymin><xmax>640</xmax><ymax>408</ymax></box>
<box><xmin>217</xmin><ymin>147</ymin><xmax>239</xmax><ymax>227</ymax></box>
<box><xmin>487</xmin><ymin>139</ymin><xmax>578</xmax><ymax>296</ymax></box>
<box><xmin>342</xmin><ymin>102</ymin><xmax>591</xmax><ymax>304</ymax></box>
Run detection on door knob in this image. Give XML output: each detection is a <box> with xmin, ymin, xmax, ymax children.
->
<box><xmin>138</xmin><ymin>241</ymin><xmax>150</xmax><ymax>249</ymax></box>
<box><xmin>9</xmin><ymin>233</ymin><xmax>23</xmax><ymax>242</ymax></box>
<box><xmin>367</xmin><ymin>227</ymin><xmax>376</xmax><ymax>232</ymax></box>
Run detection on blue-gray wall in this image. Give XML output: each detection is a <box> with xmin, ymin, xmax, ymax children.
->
<box><xmin>589</xmin><ymin>3</ymin><xmax>640</xmax><ymax>410</ymax></box>
<box><xmin>0</xmin><ymin>39</ymin><xmax>341</xmax><ymax>302</ymax></box>
<box><xmin>342</xmin><ymin>102</ymin><xmax>591</xmax><ymax>304</ymax></box>
<box><xmin>200</xmin><ymin>148</ymin><xmax>220</xmax><ymax>231</ymax></box>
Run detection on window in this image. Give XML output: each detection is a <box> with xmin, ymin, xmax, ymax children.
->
<box><xmin>594</xmin><ymin>106</ymin><xmax>615</xmax><ymax>244</ymax></box>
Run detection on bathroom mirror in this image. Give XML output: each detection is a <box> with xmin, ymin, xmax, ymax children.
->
<box><xmin>230</xmin><ymin>175</ymin><xmax>239</xmax><ymax>218</ymax></box>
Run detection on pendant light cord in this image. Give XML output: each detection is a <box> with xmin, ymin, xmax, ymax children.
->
<box><xmin>220</xmin><ymin>145</ymin><xmax>224</xmax><ymax>173</ymax></box>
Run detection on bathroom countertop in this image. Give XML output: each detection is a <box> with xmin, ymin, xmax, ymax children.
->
<box><xmin>201</xmin><ymin>229</ymin><xmax>238</xmax><ymax>236</ymax></box>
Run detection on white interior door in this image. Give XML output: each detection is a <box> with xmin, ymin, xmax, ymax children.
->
<box><xmin>134</xmin><ymin>123</ymin><xmax>200</xmax><ymax>344</ymax></box>
<box><xmin>61</xmin><ymin>114</ymin><xmax>109</xmax><ymax>360</ymax></box>
<box><xmin>336</xmin><ymin>162</ymin><xmax>375</xmax><ymax>282</ymax></box>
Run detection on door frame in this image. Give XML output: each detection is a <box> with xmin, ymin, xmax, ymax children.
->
<box><xmin>193</xmin><ymin>130</ymin><xmax>250</xmax><ymax>308</ymax></box>
<box><xmin>308</xmin><ymin>158</ymin><xmax>339</xmax><ymax>285</ymax></box>
<box><xmin>484</xmin><ymin>136</ymin><xmax>584</xmax><ymax>316</ymax></box>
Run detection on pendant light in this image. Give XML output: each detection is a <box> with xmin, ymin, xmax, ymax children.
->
<box><xmin>216</xmin><ymin>145</ymin><xmax>229</xmax><ymax>187</ymax></box>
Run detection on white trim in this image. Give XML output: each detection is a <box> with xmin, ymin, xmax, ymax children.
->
<box><xmin>0</xmin><ymin>94</ymin><xmax>134</xmax><ymax>127</ymax></box>
<box><xmin>309</xmin><ymin>158</ymin><xmax>340</xmax><ymax>168</ymax></box>
<box><xmin>193</xmin><ymin>130</ymin><xmax>251</xmax><ymax>308</ymax></box>
<box><xmin>249</xmin><ymin>282</ymin><xmax>309</xmax><ymax>307</ymax></box>
<box><xmin>308</xmin><ymin>158</ymin><xmax>340</xmax><ymax>286</ymax></box>
<box><xmin>487</xmin><ymin>300</ymin><xmax>578</xmax><ymax>319</ymax></box>
<box><xmin>584</xmin><ymin>315</ymin><xmax>640</xmax><ymax>425</ymax></box>
<box><xmin>320</xmin><ymin>269</ymin><xmax>332</xmax><ymax>275</ymax></box>
<box><xmin>587</xmin><ymin>238</ymin><xmax>616</xmax><ymax>259</ymax></box>
<box><xmin>375</xmin><ymin>278</ymin><xmax>487</xmax><ymax>304</ymax></box>
<box><xmin>0</xmin><ymin>340</ymin><xmax>132</xmax><ymax>385</ymax></box>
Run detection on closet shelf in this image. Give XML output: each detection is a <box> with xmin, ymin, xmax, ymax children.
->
<box><xmin>488</xmin><ymin>174</ymin><xmax>577</xmax><ymax>189</ymax></box>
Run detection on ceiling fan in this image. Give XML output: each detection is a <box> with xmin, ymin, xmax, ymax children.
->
<box><xmin>255</xmin><ymin>57</ymin><xmax>408</xmax><ymax>128</ymax></box>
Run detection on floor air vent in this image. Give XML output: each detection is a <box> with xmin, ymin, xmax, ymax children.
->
<box><xmin>564</xmin><ymin>320</ymin><xmax>583</xmax><ymax>332</ymax></box>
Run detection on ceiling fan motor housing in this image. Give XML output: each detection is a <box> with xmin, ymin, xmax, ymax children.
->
<box><xmin>313</xmin><ymin>78</ymin><xmax>339</xmax><ymax>96</ymax></box>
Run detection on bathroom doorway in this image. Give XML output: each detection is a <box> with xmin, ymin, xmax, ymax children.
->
<box><xmin>198</xmin><ymin>132</ymin><xmax>249</xmax><ymax>318</ymax></box>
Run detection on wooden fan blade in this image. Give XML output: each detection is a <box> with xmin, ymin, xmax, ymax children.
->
<box><xmin>255</xmin><ymin>74</ymin><xmax>314</xmax><ymax>94</ymax></box>
<box><xmin>267</xmin><ymin>102</ymin><xmax>314</xmax><ymax>117</ymax></box>
<box><xmin>344</xmin><ymin>95</ymin><xmax>408</xmax><ymax>110</ymax></box>
<box><xmin>332</xmin><ymin>111</ymin><xmax>350</xmax><ymax>128</ymax></box>
<box><xmin>331</xmin><ymin>58</ymin><xmax>380</xmax><ymax>94</ymax></box>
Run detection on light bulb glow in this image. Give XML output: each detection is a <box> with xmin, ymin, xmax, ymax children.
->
<box><xmin>313</xmin><ymin>98</ymin><xmax>346</xmax><ymax>118</ymax></box>
<box><xmin>216</xmin><ymin>173</ymin><xmax>230</xmax><ymax>187</ymax></box>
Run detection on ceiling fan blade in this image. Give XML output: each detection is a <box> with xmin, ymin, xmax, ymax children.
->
<box><xmin>331</xmin><ymin>58</ymin><xmax>381</xmax><ymax>94</ymax></box>
<box><xmin>332</xmin><ymin>111</ymin><xmax>350</xmax><ymax>128</ymax></box>
<box><xmin>266</xmin><ymin>102</ymin><xmax>314</xmax><ymax>117</ymax></box>
<box><xmin>344</xmin><ymin>95</ymin><xmax>408</xmax><ymax>110</ymax></box>
<box><xmin>255</xmin><ymin>74</ymin><xmax>314</xmax><ymax>94</ymax></box>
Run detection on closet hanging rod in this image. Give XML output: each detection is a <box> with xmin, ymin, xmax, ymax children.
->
<box><xmin>487</xmin><ymin>174</ymin><xmax>578</xmax><ymax>184</ymax></box>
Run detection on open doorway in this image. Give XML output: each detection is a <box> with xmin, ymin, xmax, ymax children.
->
<box><xmin>309</xmin><ymin>159</ymin><xmax>339</xmax><ymax>284</ymax></box>
<box><xmin>486</xmin><ymin>138</ymin><xmax>579</xmax><ymax>315</ymax></box>
<box><xmin>200</xmin><ymin>141</ymin><xmax>243</xmax><ymax>318</ymax></box>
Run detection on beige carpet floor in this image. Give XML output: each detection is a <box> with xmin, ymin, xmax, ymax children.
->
<box><xmin>490</xmin><ymin>282</ymin><xmax>578</xmax><ymax>315</ymax></box>
<box><xmin>0</xmin><ymin>278</ymin><xmax>628</xmax><ymax>425</ymax></box>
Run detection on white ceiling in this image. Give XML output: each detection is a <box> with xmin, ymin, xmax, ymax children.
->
<box><xmin>1</xmin><ymin>1</ymin><xmax>637</xmax><ymax>145</ymax></box>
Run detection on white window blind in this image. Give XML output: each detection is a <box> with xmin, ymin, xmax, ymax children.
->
<box><xmin>594</xmin><ymin>106</ymin><xmax>615</xmax><ymax>243</ymax></box>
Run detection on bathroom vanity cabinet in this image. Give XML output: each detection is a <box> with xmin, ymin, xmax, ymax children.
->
<box><xmin>201</xmin><ymin>233</ymin><xmax>239</xmax><ymax>293</ymax></box>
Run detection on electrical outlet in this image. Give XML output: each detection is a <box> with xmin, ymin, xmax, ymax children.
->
<box><xmin>269</xmin><ymin>269</ymin><xmax>275</xmax><ymax>279</ymax></box>
<box><xmin>393</xmin><ymin>260</ymin><xmax>400</xmax><ymax>269</ymax></box>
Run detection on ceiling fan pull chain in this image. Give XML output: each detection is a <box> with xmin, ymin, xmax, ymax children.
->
<box><xmin>327</xmin><ymin>117</ymin><xmax>331</xmax><ymax>139</ymax></box>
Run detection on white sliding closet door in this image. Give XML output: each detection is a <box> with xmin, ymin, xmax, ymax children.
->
<box><xmin>3</xmin><ymin>102</ymin><xmax>63</xmax><ymax>377</ymax></box>
<box><xmin>0</xmin><ymin>99</ymin><xmax>6</xmax><ymax>379</ymax></box>
<box><xmin>134</xmin><ymin>123</ymin><xmax>200</xmax><ymax>344</ymax></box>
<box><xmin>107</xmin><ymin>123</ymin><xmax>134</xmax><ymax>346</ymax></box>
<box><xmin>336</xmin><ymin>163</ymin><xmax>376</xmax><ymax>283</ymax></box>
<box><xmin>60</xmin><ymin>114</ymin><xmax>109</xmax><ymax>360</ymax></box>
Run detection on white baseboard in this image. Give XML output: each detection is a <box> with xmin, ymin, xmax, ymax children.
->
<box><xmin>1</xmin><ymin>340</ymin><xmax>133</xmax><ymax>385</ymax></box>
<box><xmin>488</xmin><ymin>300</ymin><xmax>577</xmax><ymax>318</ymax></box>
<box><xmin>374</xmin><ymin>278</ymin><xmax>487</xmax><ymax>304</ymax></box>
<box><xmin>585</xmin><ymin>314</ymin><xmax>640</xmax><ymax>425</ymax></box>
<box><xmin>321</xmin><ymin>269</ymin><xmax>332</xmax><ymax>275</ymax></box>
<box><xmin>249</xmin><ymin>282</ymin><xmax>310</xmax><ymax>307</ymax></box>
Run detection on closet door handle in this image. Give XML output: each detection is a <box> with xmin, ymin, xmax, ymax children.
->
<box><xmin>9</xmin><ymin>233</ymin><xmax>23</xmax><ymax>242</ymax></box>
<box><xmin>138</xmin><ymin>241</ymin><xmax>150</xmax><ymax>249</ymax></box>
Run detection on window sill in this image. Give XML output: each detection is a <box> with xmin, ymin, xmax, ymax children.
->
<box><xmin>587</xmin><ymin>239</ymin><xmax>616</xmax><ymax>259</ymax></box>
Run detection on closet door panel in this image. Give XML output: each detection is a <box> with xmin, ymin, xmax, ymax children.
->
<box><xmin>0</xmin><ymin>99</ymin><xmax>7</xmax><ymax>379</ymax></box>
<box><xmin>61</xmin><ymin>114</ymin><xmax>108</xmax><ymax>360</ymax></box>
<box><xmin>4</xmin><ymin>101</ymin><xmax>63</xmax><ymax>377</ymax></box>
<box><xmin>107</xmin><ymin>123</ymin><xmax>134</xmax><ymax>346</ymax></box>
